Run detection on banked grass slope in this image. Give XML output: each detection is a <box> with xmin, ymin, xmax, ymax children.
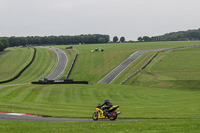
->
<box><xmin>0</xmin><ymin>42</ymin><xmax>200</xmax><ymax>132</ymax></box>
<box><xmin>0</xmin><ymin>47</ymin><xmax>34</xmax><ymax>82</ymax></box>
<box><xmin>0</xmin><ymin>47</ymin><xmax>58</xmax><ymax>85</ymax></box>
<box><xmin>66</xmin><ymin>41</ymin><xmax>200</xmax><ymax>83</ymax></box>
<box><xmin>124</xmin><ymin>46</ymin><xmax>200</xmax><ymax>89</ymax></box>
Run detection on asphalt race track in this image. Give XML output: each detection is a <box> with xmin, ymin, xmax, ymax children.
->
<box><xmin>0</xmin><ymin>83</ymin><xmax>28</xmax><ymax>88</ymax></box>
<box><xmin>0</xmin><ymin>114</ymin><xmax>130</xmax><ymax>121</ymax></box>
<box><xmin>0</xmin><ymin>114</ymin><xmax>93</xmax><ymax>121</ymax></box>
<box><xmin>98</xmin><ymin>48</ymin><xmax>166</xmax><ymax>84</ymax></box>
<box><xmin>46</xmin><ymin>47</ymin><xmax>68</xmax><ymax>80</ymax></box>
<box><xmin>1</xmin><ymin>114</ymin><xmax>198</xmax><ymax>121</ymax></box>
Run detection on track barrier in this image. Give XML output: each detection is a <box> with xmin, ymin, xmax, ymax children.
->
<box><xmin>32</xmin><ymin>79</ymin><xmax>88</xmax><ymax>84</ymax></box>
<box><xmin>66</xmin><ymin>53</ymin><xmax>78</xmax><ymax>79</ymax></box>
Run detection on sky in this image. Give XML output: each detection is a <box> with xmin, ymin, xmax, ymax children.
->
<box><xmin>1</xmin><ymin>0</ymin><xmax>200</xmax><ymax>41</ymax></box>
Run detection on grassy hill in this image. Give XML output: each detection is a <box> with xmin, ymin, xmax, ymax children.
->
<box><xmin>0</xmin><ymin>47</ymin><xmax>58</xmax><ymax>84</ymax></box>
<box><xmin>124</xmin><ymin>46</ymin><xmax>200</xmax><ymax>89</ymax></box>
<box><xmin>0</xmin><ymin>42</ymin><xmax>200</xmax><ymax>132</ymax></box>
<box><xmin>151</xmin><ymin>47</ymin><xmax>200</xmax><ymax>79</ymax></box>
<box><xmin>61</xmin><ymin>41</ymin><xmax>200</xmax><ymax>83</ymax></box>
<box><xmin>0</xmin><ymin>47</ymin><xmax>34</xmax><ymax>81</ymax></box>
<box><xmin>0</xmin><ymin>42</ymin><xmax>200</xmax><ymax>118</ymax></box>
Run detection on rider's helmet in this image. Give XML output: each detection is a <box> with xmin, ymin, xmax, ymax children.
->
<box><xmin>105</xmin><ymin>99</ymin><xmax>109</xmax><ymax>102</ymax></box>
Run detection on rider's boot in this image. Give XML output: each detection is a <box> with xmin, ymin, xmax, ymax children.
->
<box><xmin>103</xmin><ymin>110</ymin><xmax>108</xmax><ymax>116</ymax></box>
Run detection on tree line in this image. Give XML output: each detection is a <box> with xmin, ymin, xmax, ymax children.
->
<box><xmin>3</xmin><ymin>34</ymin><xmax>110</xmax><ymax>47</ymax></box>
<box><xmin>0</xmin><ymin>38</ymin><xmax>9</xmax><ymax>51</ymax></box>
<box><xmin>137</xmin><ymin>28</ymin><xmax>200</xmax><ymax>42</ymax></box>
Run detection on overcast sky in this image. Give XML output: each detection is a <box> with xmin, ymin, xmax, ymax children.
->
<box><xmin>1</xmin><ymin>0</ymin><xmax>200</xmax><ymax>40</ymax></box>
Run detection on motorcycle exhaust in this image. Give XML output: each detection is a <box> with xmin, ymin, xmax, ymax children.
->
<box><xmin>117</xmin><ymin>111</ymin><xmax>121</xmax><ymax>115</ymax></box>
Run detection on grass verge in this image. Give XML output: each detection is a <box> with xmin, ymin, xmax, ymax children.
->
<box><xmin>0</xmin><ymin>120</ymin><xmax>200</xmax><ymax>133</ymax></box>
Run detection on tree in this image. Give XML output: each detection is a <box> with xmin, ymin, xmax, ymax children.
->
<box><xmin>120</xmin><ymin>36</ymin><xmax>125</xmax><ymax>42</ymax></box>
<box><xmin>98</xmin><ymin>38</ymin><xmax>106</xmax><ymax>43</ymax></box>
<box><xmin>113</xmin><ymin>36</ymin><xmax>118</xmax><ymax>42</ymax></box>
<box><xmin>137</xmin><ymin>37</ymin><xmax>143</xmax><ymax>42</ymax></box>
<box><xmin>0</xmin><ymin>42</ymin><xmax>4</xmax><ymax>51</ymax></box>
<box><xmin>0</xmin><ymin>38</ymin><xmax>9</xmax><ymax>48</ymax></box>
<box><xmin>143</xmin><ymin>36</ymin><xmax>151</xmax><ymax>42</ymax></box>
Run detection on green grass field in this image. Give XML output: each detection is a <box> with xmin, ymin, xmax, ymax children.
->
<box><xmin>151</xmin><ymin>47</ymin><xmax>200</xmax><ymax>80</ymax></box>
<box><xmin>62</xmin><ymin>42</ymin><xmax>200</xmax><ymax>83</ymax></box>
<box><xmin>0</xmin><ymin>47</ymin><xmax>33</xmax><ymax>81</ymax></box>
<box><xmin>124</xmin><ymin>46</ymin><xmax>200</xmax><ymax>89</ymax></box>
<box><xmin>1</xmin><ymin>42</ymin><xmax>200</xmax><ymax>132</ymax></box>
<box><xmin>0</xmin><ymin>120</ymin><xmax>200</xmax><ymax>133</ymax></box>
<box><xmin>1</xmin><ymin>47</ymin><xmax>58</xmax><ymax>84</ymax></box>
<box><xmin>0</xmin><ymin>83</ymin><xmax>200</xmax><ymax>119</ymax></box>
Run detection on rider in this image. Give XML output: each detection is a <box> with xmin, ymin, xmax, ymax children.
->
<box><xmin>101</xmin><ymin>99</ymin><xmax>113</xmax><ymax>112</ymax></box>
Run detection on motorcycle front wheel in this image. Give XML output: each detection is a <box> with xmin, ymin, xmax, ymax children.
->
<box><xmin>92</xmin><ymin>112</ymin><xmax>98</xmax><ymax>121</ymax></box>
<box><xmin>109</xmin><ymin>112</ymin><xmax>117</xmax><ymax>121</ymax></box>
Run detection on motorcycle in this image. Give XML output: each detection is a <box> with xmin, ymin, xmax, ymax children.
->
<box><xmin>92</xmin><ymin>104</ymin><xmax>121</xmax><ymax>121</ymax></box>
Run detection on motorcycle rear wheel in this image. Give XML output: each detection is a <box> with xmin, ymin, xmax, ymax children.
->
<box><xmin>92</xmin><ymin>112</ymin><xmax>98</xmax><ymax>121</ymax></box>
<box><xmin>109</xmin><ymin>112</ymin><xmax>117</xmax><ymax>121</ymax></box>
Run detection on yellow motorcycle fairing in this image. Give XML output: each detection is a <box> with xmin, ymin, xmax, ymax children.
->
<box><xmin>108</xmin><ymin>105</ymin><xmax>119</xmax><ymax>111</ymax></box>
<box><xmin>96</xmin><ymin>108</ymin><xmax>107</xmax><ymax>119</ymax></box>
<box><xmin>95</xmin><ymin>105</ymin><xmax>119</xmax><ymax>119</ymax></box>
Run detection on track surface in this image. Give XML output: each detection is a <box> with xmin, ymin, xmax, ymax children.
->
<box><xmin>0</xmin><ymin>114</ymin><xmax>93</xmax><ymax>121</ymax></box>
<box><xmin>98</xmin><ymin>48</ymin><xmax>166</xmax><ymax>84</ymax></box>
<box><xmin>1</xmin><ymin>114</ymin><xmax>199</xmax><ymax>121</ymax></box>
<box><xmin>0</xmin><ymin>83</ymin><xmax>28</xmax><ymax>88</ymax></box>
<box><xmin>46</xmin><ymin>47</ymin><xmax>68</xmax><ymax>80</ymax></box>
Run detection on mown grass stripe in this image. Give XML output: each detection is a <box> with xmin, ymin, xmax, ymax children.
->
<box><xmin>0</xmin><ymin>87</ymin><xmax>27</xmax><ymax>102</ymax></box>
<box><xmin>7</xmin><ymin>47</ymin><xmax>57</xmax><ymax>84</ymax></box>
<box><xmin>9</xmin><ymin>86</ymin><xmax>34</xmax><ymax>102</ymax></box>
<box><xmin>48</xmin><ymin>87</ymin><xmax>60</xmax><ymax>103</ymax></box>
<box><xmin>22</xmin><ymin>86</ymin><xmax>42</xmax><ymax>103</ymax></box>
<box><xmin>0</xmin><ymin>86</ymin><xmax>21</xmax><ymax>100</ymax></box>
<box><xmin>0</xmin><ymin>48</ymin><xmax>35</xmax><ymax>84</ymax></box>
<box><xmin>0</xmin><ymin>48</ymin><xmax>31</xmax><ymax>80</ymax></box>
<box><xmin>57</xmin><ymin>87</ymin><xmax>67</xmax><ymax>104</ymax></box>
<box><xmin>34</xmin><ymin>86</ymin><xmax>52</xmax><ymax>103</ymax></box>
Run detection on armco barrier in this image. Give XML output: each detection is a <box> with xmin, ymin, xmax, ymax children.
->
<box><xmin>0</xmin><ymin>48</ymin><xmax>36</xmax><ymax>84</ymax></box>
<box><xmin>66</xmin><ymin>53</ymin><xmax>78</xmax><ymax>79</ymax></box>
<box><xmin>120</xmin><ymin>45</ymin><xmax>199</xmax><ymax>85</ymax></box>
<box><xmin>32</xmin><ymin>79</ymin><xmax>88</xmax><ymax>84</ymax></box>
